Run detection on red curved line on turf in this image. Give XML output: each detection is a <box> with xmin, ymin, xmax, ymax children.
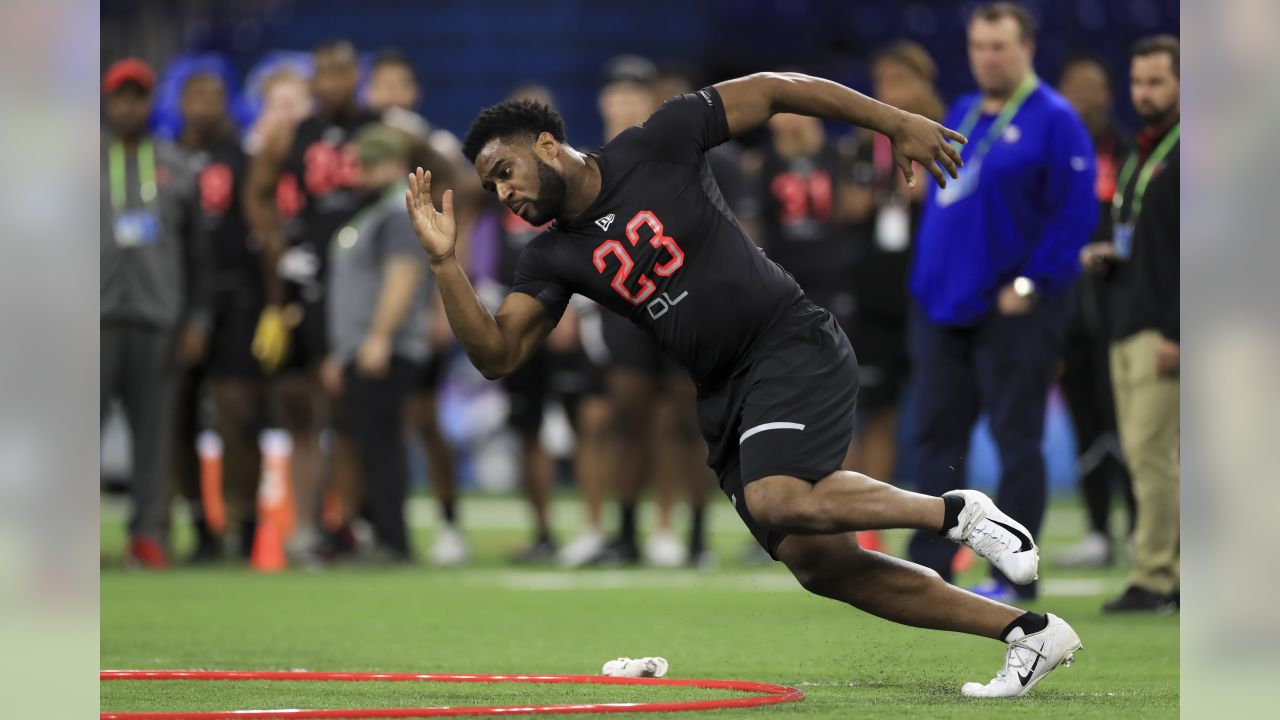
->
<box><xmin>100</xmin><ymin>671</ymin><xmax>802</xmax><ymax>719</ymax></box>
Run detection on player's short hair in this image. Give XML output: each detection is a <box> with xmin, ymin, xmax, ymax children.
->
<box><xmin>1132</xmin><ymin>35</ymin><xmax>1180</xmax><ymax>78</ymax></box>
<box><xmin>872</xmin><ymin>40</ymin><xmax>938</xmax><ymax>83</ymax></box>
<box><xmin>313</xmin><ymin>39</ymin><xmax>356</xmax><ymax>61</ymax></box>
<box><xmin>602</xmin><ymin>55</ymin><xmax>658</xmax><ymax>89</ymax></box>
<box><xmin>181</xmin><ymin>70</ymin><xmax>224</xmax><ymax>95</ymax></box>
<box><xmin>969</xmin><ymin>2</ymin><xmax>1037</xmax><ymax>43</ymax></box>
<box><xmin>372</xmin><ymin>49</ymin><xmax>414</xmax><ymax>76</ymax></box>
<box><xmin>462</xmin><ymin>99</ymin><xmax>567</xmax><ymax>164</ymax></box>
<box><xmin>1059</xmin><ymin>52</ymin><xmax>1113</xmax><ymax>90</ymax></box>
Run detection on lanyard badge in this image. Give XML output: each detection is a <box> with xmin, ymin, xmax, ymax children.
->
<box><xmin>1110</xmin><ymin>123</ymin><xmax>1179</xmax><ymax>261</ymax></box>
<box><xmin>936</xmin><ymin>73</ymin><xmax>1039</xmax><ymax>208</ymax></box>
<box><xmin>110</xmin><ymin>141</ymin><xmax>161</xmax><ymax>248</ymax></box>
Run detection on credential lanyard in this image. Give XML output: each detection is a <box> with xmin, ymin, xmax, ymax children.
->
<box><xmin>1112</xmin><ymin>123</ymin><xmax>1180</xmax><ymax>222</ymax></box>
<box><xmin>108</xmin><ymin>140</ymin><xmax>157</xmax><ymax>213</ymax></box>
<box><xmin>951</xmin><ymin>73</ymin><xmax>1039</xmax><ymax>162</ymax></box>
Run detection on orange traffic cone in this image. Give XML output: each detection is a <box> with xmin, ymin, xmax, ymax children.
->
<box><xmin>252</xmin><ymin>430</ymin><xmax>294</xmax><ymax>572</ymax></box>
<box><xmin>250</xmin><ymin>516</ymin><xmax>287</xmax><ymax>573</ymax></box>
<box><xmin>197</xmin><ymin>431</ymin><xmax>226</xmax><ymax>535</ymax></box>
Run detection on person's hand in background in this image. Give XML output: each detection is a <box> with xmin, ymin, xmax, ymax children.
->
<box><xmin>177</xmin><ymin>324</ymin><xmax>207</xmax><ymax>366</ymax></box>
<box><xmin>997</xmin><ymin>282</ymin><xmax>1034</xmax><ymax>315</ymax></box>
<box><xmin>356</xmin><ymin>333</ymin><xmax>392</xmax><ymax>377</ymax></box>
<box><xmin>1080</xmin><ymin>241</ymin><xmax>1117</xmax><ymax>273</ymax></box>
<box><xmin>1156</xmin><ymin>336</ymin><xmax>1180</xmax><ymax>376</ymax></box>
<box><xmin>320</xmin><ymin>353</ymin><xmax>344</xmax><ymax>396</ymax></box>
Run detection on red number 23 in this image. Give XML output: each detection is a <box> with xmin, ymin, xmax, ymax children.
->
<box><xmin>593</xmin><ymin>210</ymin><xmax>684</xmax><ymax>305</ymax></box>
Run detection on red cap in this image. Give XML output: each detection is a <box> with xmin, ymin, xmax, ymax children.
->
<box><xmin>102</xmin><ymin>58</ymin><xmax>156</xmax><ymax>95</ymax></box>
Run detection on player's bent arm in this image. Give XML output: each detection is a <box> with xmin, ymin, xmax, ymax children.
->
<box><xmin>715</xmin><ymin>73</ymin><xmax>902</xmax><ymax>138</ymax></box>
<box><xmin>715</xmin><ymin>72</ymin><xmax>966</xmax><ymax>187</ymax></box>
<box><xmin>429</xmin><ymin>255</ymin><xmax>552</xmax><ymax>380</ymax></box>
<box><xmin>242</xmin><ymin>122</ymin><xmax>294</xmax><ymax>307</ymax></box>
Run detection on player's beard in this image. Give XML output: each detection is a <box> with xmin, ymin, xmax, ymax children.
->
<box><xmin>1137</xmin><ymin>98</ymin><xmax>1178</xmax><ymax>130</ymax></box>
<box><xmin>524</xmin><ymin>156</ymin><xmax>568</xmax><ymax>225</ymax></box>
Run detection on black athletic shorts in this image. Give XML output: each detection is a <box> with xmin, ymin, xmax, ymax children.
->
<box><xmin>849</xmin><ymin>316</ymin><xmax>908</xmax><ymax>411</ymax></box>
<box><xmin>600</xmin><ymin>311</ymin><xmax>682</xmax><ymax>378</ymax></box>
<box><xmin>697</xmin><ymin>297</ymin><xmax>859</xmax><ymax>559</ymax></box>
<box><xmin>502</xmin><ymin>346</ymin><xmax>606</xmax><ymax>436</ymax></box>
<box><xmin>280</xmin><ymin>297</ymin><xmax>327</xmax><ymax>373</ymax></box>
<box><xmin>417</xmin><ymin>353</ymin><xmax>447</xmax><ymax>391</ymax></box>
<box><xmin>208</xmin><ymin>289</ymin><xmax>263</xmax><ymax>380</ymax></box>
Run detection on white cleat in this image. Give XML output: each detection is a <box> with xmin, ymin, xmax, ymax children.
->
<box><xmin>944</xmin><ymin>490</ymin><xmax>1039</xmax><ymax>584</ymax></box>
<box><xmin>962</xmin><ymin>614</ymin><xmax>1082</xmax><ymax>697</ymax></box>
<box><xmin>429</xmin><ymin>525</ymin><xmax>469</xmax><ymax>567</ymax></box>
<box><xmin>644</xmin><ymin>531</ymin><xmax>688</xmax><ymax>568</ymax></box>
<box><xmin>559</xmin><ymin>530</ymin><xmax>607</xmax><ymax>568</ymax></box>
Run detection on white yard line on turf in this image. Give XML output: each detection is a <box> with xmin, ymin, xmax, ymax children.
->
<box><xmin>462</xmin><ymin>570</ymin><xmax>1114</xmax><ymax>596</ymax></box>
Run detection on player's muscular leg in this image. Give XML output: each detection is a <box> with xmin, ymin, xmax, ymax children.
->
<box><xmin>213</xmin><ymin>380</ymin><xmax>263</xmax><ymax>526</ymax></box>
<box><xmin>744</xmin><ymin>471</ymin><xmax>945</xmax><ymax>534</ymax></box>
<box><xmin>520</xmin><ymin>429</ymin><xmax>556</xmax><ymax>537</ymax></box>
<box><xmin>650</xmin><ymin>391</ymin><xmax>684</xmax><ymax>530</ymax></box>
<box><xmin>573</xmin><ymin>397</ymin><xmax>612</xmax><ymax>530</ymax></box>
<box><xmin>409</xmin><ymin>390</ymin><xmax>457</xmax><ymax>511</ymax></box>
<box><xmin>274</xmin><ymin>372</ymin><xmax>324</xmax><ymax>531</ymax></box>
<box><xmin>777</xmin><ymin>533</ymin><xmax>1019</xmax><ymax>639</ymax></box>
<box><xmin>608</xmin><ymin>368</ymin><xmax>657</xmax><ymax>505</ymax></box>
<box><xmin>660</xmin><ymin>374</ymin><xmax>711</xmax><ymax>510</ymax></box>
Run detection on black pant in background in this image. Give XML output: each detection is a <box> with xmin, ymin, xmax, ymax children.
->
<box><xmin>1060</xmin><ymin>275</ymin><xmax>1135</xmax><ymax>539</ymax></box>
<box><xmin>342</xmin><ymin>356</ymin><xmax>420</xmax><ymax>557</ymax></box>
<box><xmin>101</xmin><ymin>322</ymin><xmax>177</xmax><ymax>541</ymax></box>
<box><xmin>905</xmin><ymin>292</ymin><xmax>1070</xmax><ymax>599</ymax></box>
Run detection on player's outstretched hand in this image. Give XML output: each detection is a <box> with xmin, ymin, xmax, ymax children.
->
<box><xmin>406</xmin><ymin>167</ymin><xmax>456</xmax><ymax>263</ymax></box>
<box><xmin>890</xmin><ymin>111</ymin><xmax>967</xmax><ymax>189</ymax></box>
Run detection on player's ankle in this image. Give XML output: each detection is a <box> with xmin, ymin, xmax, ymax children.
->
<box><xmin>938</xmin><ymin>494</ymin><xmax>965</xmax><ymax>536</ymax></box>
<box><xmin>1000</xmin><ymin>611</ymin><xmax>1049</xmax><ymax>642</ymax></box>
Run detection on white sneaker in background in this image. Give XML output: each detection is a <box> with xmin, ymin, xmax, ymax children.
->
<box><xmin>644</xmin><ymin>531</ymin><xmax>688</xmax><ymax>568</ymax></box>
<box><xmin>1054</xmin><ymin>531</ymin><xmax>1112</xmax><ymax>568</ymax></box>
<box><xmin>962</xmin><ymin>614</ymin><xmax>1083</xmax><ymax>697</ymax></box>
<box><xmin>944</xmin><ymin>490</ymin><xmax>1039</xmax><ymax>585</ymax></box>
<box><xmin>559</xmin><ymin>529</ymin><xmax>606</xmax><ymax>568</ymax></box>
<box><xmin>430</xmin><ymin>525</ymin><xmax>469</xmax><ymax>567</ymax></box>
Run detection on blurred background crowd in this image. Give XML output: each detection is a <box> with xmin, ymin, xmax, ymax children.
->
<box><xmin>100</xmin><ymin>0</ymin><xmax>1179</xmax><ymax>612</ymax></box>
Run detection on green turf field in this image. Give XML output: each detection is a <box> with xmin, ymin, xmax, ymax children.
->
<box><xmin>101</xmin><ymin>495</ymin><xmax>1178</xmax><ymax>718</ymax></box>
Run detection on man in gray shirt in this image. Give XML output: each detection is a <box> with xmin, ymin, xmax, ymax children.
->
<box><xmin>100</xmin><ymin>58</ymin><xmax>210</xmax><ymax>568</ymax></box>
<box><xmin>323</xmin><ymin>124</ymin><xmax>432</xmax><ymax>561</ymax></box>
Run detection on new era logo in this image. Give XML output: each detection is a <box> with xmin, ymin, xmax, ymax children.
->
<box><xmin>595</xmin><ymin>213</ymin><xmax>615</xmax><ymax>231</ymax></box>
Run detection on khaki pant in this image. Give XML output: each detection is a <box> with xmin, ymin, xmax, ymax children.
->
<box><xmin>1110</xmin><ymin>330</ymin><xmax>1180</xmax><ymax>594</ymax></box>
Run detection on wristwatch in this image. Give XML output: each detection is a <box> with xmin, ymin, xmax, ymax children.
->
<box><xmin>1012</xmin><ymin>276</ymin><xmax>1038</xmax><ymax>304</ymax></box>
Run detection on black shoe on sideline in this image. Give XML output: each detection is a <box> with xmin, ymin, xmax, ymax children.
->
<box><xmin>592</xmin><ymin>538</ymin><xmax>641</xmax><ymax>567</ymax></box>
<box><xmin>1102</xmin><ymin>585</ymin><xmax>1177</xmax><ymax>613</ymax></box>
<box><xmin>511</xmin><ymin>538</ymin><xmax>559</xmax><ymax>565</ymax></box>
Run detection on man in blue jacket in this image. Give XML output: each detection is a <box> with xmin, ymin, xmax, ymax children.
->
<box><xmin>907</xmin><ymin>3</ymin><xmax>1098</xmax><ymax>601</ymax></box>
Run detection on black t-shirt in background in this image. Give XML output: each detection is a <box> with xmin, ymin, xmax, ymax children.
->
<box><xmin>511</xmin><ymin>88</ymin><xmax>804</xmax><ymax>388</ymax></box>
<box><xmin>284</xmin><ymin>108</ymin><xmax>381</xmax><ymax>285</ymax></box>
<box><xmin>758</xmin><ymin>139</ymin><xmax>854</xmax><ymax>304</ymax></box>
<box><xmin>187</xmin><ymin>136</ymin><xmax>258</xmax><ymax>297</ymax></box>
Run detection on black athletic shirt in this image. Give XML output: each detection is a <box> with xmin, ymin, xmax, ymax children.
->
<box><xmin>757</xmin><ymin>139</ymin><xmax>855</xmax><ymax>302</ymax></box>
<box><xmin>186</xmin><ymin>137</ymin><xmax>259</xmax><ymax>296</ymax></box>
<box><xmin>511</xmin><ymin>87</ymin><xmax>803</xmax><ymax>388</ymax></box>
<box><xmin>284</xmin><ymin>108</ymin><xmax>381</xmax><ymax>274</ymax></box>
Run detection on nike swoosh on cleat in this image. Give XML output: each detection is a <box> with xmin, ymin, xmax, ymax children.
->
<box><xmin>989</xmin><ymin>518</ymin><xmax>1033</xmax><ymax>552</ymax></box>
<box><xmin>1018</xmin><ymin>655</ymin><xmax>1042</xmax><ymax>686</ymax></box>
